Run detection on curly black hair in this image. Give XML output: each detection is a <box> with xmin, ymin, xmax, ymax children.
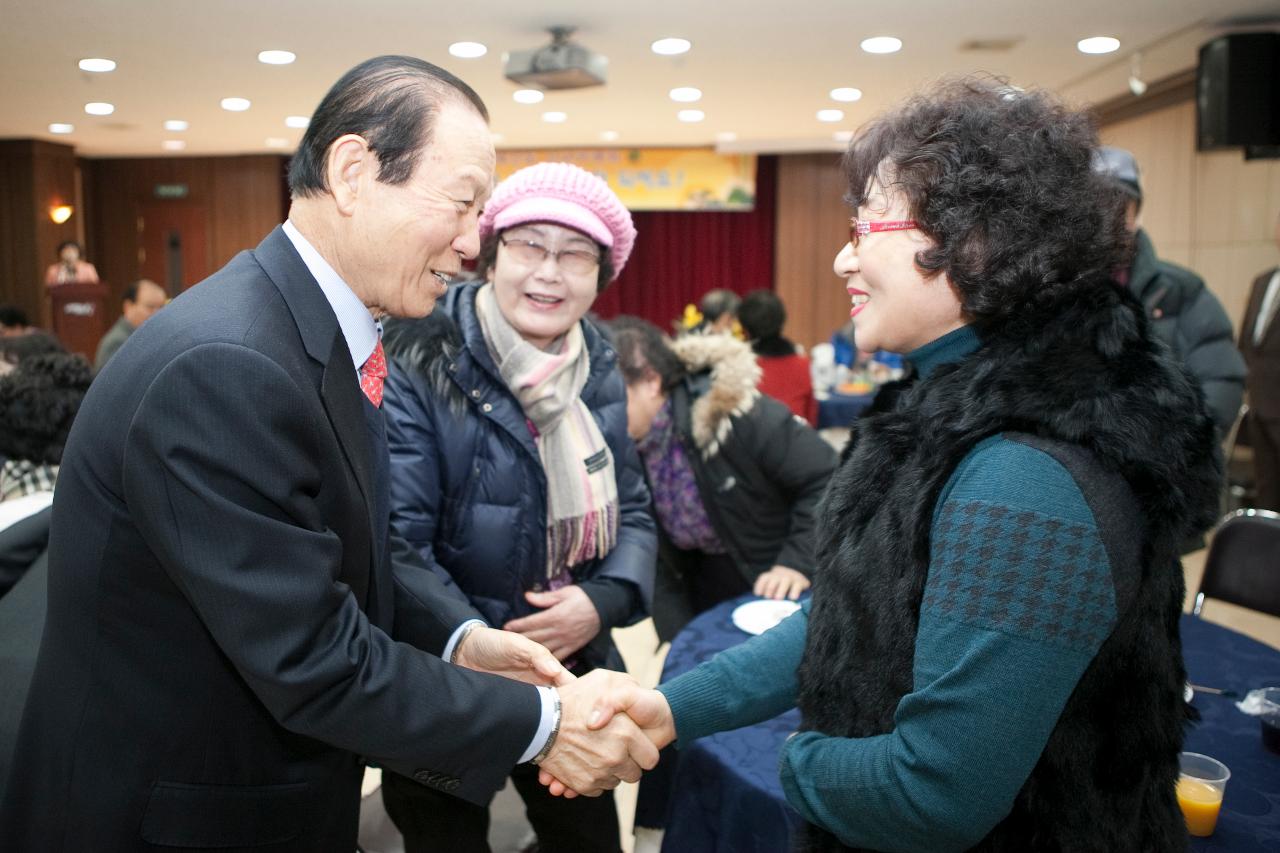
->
<box><xmin>842</xmin><ymin>76</ymin><xmax>1127</xmax><ymax>328</ymax></box>
<box><xmin>0</xmin><ymin>353</ymin><xmax>92</xmax><ymax>464</ymax></box>
<box><xmin>0</xmin><ymin>330</ymin><xmax>65</xmax><ymax>367</ymax></box>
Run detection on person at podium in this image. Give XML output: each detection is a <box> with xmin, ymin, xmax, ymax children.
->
<box><xmin>43</xmin><ymin>241</ymin><xmax>99</xmax><ymax>286</ymax></box>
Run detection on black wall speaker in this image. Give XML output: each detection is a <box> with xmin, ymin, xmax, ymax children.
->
<box><xmin>1197</xmin><ymin>33</ymin><xmax>1280</xmax><ymax>151</ymax></box>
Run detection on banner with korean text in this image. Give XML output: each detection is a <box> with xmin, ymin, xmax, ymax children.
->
<box><xmin>495</xmin><ymin>148</ymin><xmax>757</xmax><ymax>211</ymax></box>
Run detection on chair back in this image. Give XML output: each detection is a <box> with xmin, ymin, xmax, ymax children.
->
<box><xmin>1194</xmin><ymin>508</ymin><xmax>1280</xmax><ymax>618</ymax></box>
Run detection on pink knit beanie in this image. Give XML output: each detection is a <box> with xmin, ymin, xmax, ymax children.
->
<box><xmin>479</xmin><ymin>162</ymin><xmax>637</xmax><ymax>280</ymax></box>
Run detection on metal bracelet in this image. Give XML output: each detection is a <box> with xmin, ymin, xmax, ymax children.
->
<box><xmin>450</xmin><ymin>621</ymin><xmax>483</xmax><ymax>665</ymax></box>
<box><xmin>531</xmin><ymin>689</ymin><xmax>562</xmax><ymax>765</ymax></box>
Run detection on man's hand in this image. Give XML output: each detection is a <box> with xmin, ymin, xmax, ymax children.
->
<box><xmin>534</xmin><ymin>671</ymin><xmax>662</xmax><ymax>797</ymax></box>
<box><xmin>504</xmin><ymin>586</ymin><xmax>602</xmax><ymax>661</ymax></box>
<box><xmin>538</xmin><ymin>672</ymin><xmax>676</xmax><ymax>798</ymax></box>
<box><xmin>453</xmin><ymin>626</ymin><xmax>573</xmax><ymax>687</ymax></box>
<box><xmin>753</xmin><ymin>565</ymin><xmax>810</xmax><ymax>600</ymax></box>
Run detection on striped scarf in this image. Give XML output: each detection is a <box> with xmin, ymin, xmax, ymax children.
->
<box><xmin>474</xmin><ymin>284</ymin><xmax>618</xmax><ymax>577</ymax></box>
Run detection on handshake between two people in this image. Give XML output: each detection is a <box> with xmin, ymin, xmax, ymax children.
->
<box><xmin>453</xmin><ymin>625</ymin><xmax>676</xmax><ymax>797</ymax></box>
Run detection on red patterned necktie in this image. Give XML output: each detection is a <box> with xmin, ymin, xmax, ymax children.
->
<box><xmin>360</xmin><ymin>340</ymin><xmax>387</xmax><ymax>408</ymax></box>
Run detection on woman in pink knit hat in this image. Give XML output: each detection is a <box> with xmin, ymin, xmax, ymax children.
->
<box><xmin>378</xmin><ymin>162</ymin><xmax>653</xmax><ymax>853</ymax></box>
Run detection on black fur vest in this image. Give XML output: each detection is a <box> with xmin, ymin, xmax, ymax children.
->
<box><xmin>795</xmin><ymin>279</ymin><xmax>1220</xmax><ymax>852</ymax></box>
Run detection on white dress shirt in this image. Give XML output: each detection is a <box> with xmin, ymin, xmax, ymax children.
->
<box><xmin>281</xmin><ymin>220</ymin><xmax>557</xmax><ymax>764</ymax></box>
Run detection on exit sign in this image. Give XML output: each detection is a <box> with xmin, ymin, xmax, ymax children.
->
<box><xmin>153</xmin><ymin>183</ymin><xmax>189</xmax><ymax>199</ymax></box>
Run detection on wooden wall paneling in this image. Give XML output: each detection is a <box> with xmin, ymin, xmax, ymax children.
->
<box><xmin>0</xmin><ymin>143</ymin><xmax>38</xmax><ymax>322</ymax></box>
<box><xmin>83</xmin><ymin>155</ymin><xmax>288</xmax><ymax>316</ymax></box>
<box><xmin>0</xmin><ymin>140</ymin><xmax>79</xmax><ymax>329</ymax></box>
<box><xmin>774</xmin><ymin>153</ymin><xmax>851</xmax><ymax>348</ymax></box>
<box><xmin>209</xmin><ymin>156</ymin><xmax>290</xmax><ymax>268</ymax></box>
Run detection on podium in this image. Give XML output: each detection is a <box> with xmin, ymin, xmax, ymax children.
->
<box><xmin>48</xmin><ymin>282</ymin><xmax>110</xmax><ymax>362</ymax></box>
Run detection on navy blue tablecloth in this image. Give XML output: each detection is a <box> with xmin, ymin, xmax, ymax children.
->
<box><xmin>816</xmin><ymin>392</ymin><xmax>874</xmax><ymax>430</ymax></box>
<box><xmin>646</xmin><ymin>595</ymin><xmax>1280</xmax><ymax>852</ymax></box>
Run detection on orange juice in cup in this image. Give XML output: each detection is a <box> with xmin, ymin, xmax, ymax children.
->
<box><xmin>1177</xmin><ymin>752</ymin><xmax>1230</xmax><ymax>837</ymax></box>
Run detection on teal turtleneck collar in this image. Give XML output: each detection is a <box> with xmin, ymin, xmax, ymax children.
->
<box><xmin>907</xmin><ymin>325</ymin><xmax>980</xmax><ymax>379</ymax></box>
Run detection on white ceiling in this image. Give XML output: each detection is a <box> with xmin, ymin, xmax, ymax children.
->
<box><xmin>1</xmin><ymin>0</ymin><xmax>1276</xmax><ymax>157</ymax></box>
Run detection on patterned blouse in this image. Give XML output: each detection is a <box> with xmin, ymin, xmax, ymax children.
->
<box><xmin>635</xmin><ymin>400</ymin><xmax>726</xmax><ymax>554</ymax></box>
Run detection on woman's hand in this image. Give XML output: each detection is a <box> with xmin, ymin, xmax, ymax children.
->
<box><xmin>504</xmin><ymin>585</ymin><xmax>602</xmax><ymax>661</ymax></box>
<box><xmin>753</xmin><ymin>565</ymin><xmax>810</xmax><ymax>600</ymax></box>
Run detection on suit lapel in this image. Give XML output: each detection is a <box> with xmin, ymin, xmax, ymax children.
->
<box><xmin>320</xmin><ymin>336</ymin><xmax>378</xmax><ymax>606</ymax></box>
<box><xmin>252</xmin><ymin>226</ymin><xmax>379</xmax><ymax>606</ymax></box>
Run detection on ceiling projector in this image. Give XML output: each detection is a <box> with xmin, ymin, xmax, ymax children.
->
<box><xmin>504</xmin><ymin>27</ymin><xmax>607</xmax><ymax>90</ymax></box>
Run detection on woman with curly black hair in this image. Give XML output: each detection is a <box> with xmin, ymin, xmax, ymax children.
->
<box><xmin>572</xmin><ymin>77</ymin><xmax>1220</xmax><ymax>852</ymax></box>
<box><xmin>0</xmin><ymin>353</ymin><xmax>91</xmax><ymax>598</ymax></box>
<box><xmin>0</xmin><ymin>353</ymin><xmax>91</xmax><ymax>495</ymax></box>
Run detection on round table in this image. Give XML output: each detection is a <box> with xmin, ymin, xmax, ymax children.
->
<box><xmin>816</xmin><ymin>391</ymin><xmax>874</xmax><ymax>430</ymax></box>
<box><xmin>644</xmin><ymin>595</ymin><xmax>1280</xmax><ymax>853</ymax></box>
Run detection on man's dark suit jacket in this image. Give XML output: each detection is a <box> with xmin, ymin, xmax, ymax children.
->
<box><xmin>0</xmin><ymin>227</ymin><xmax>541</xmax><ymax>852</ymax></box>
<box><xmin>1241</xmin><ymin>266</ymin><xmax>1280</xmax><ymax>420</ymax></box>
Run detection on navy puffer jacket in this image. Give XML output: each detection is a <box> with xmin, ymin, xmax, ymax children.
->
<box><xmin>381</xmin><ymin>281</ymin><xmax>655</xmax><ymax>669</ymax></box>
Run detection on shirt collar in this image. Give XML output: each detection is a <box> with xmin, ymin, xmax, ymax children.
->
<box><xmin>282</xmin><ymin>219</ymin><xmax>378</xmax><ymax>373</ymax></box>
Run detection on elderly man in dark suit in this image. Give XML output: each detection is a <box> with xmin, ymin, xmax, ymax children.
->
<box><xmin>1240</xmin><ymin>211</ymin><xmax>1280</xmax><ymax>510</ymax></box>
<box><xmin>0</xmin><ymin>56</ymin><xmax>656</xmax><ymax>853</ymax></box>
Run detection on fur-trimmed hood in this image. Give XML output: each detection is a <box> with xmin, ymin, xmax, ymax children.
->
<box><xmin>669</xmin><ymin>332</ymin><xmax>762</xmax><ymax>458</ymax></box>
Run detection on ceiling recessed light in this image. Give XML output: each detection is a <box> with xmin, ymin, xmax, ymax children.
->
<box><xmin>716</xmin><ymin>131</ymin><xmax>737</xmax><ymax>143</ymax></box>
<box><xmin>78</xmin><ymin>58</ymin><xmax>116</xmax><ymax>73</ymax></box>
<box><xmin>257</xmin><ymin>50</ymin><xmax>296</xmax><ymax>65</ymax></box>
<box><xmin>542</xmin><ymin>111</ymin><xmax>567</xmax><ymax>123</ymax></box>
<box><xmin>513</xmin><ymin>89</ymin><xmax>545</xmax><ymax>105</ymax></box>
<box><xmin>265</xmin><ymin>137</ymin><xmax>290</xmax><ymax>148</ymax></box>
<box><xmin>221</xmin><ymin>97</ymin><xmax>251</xmax><ymax>112</ymax></box>
<box><xmin>860</xmin><ymin>36</ymin><xmax>902</xmax><ymax>54</ymax></box>
<box><xmin>285</xmin><ymin>115</ymin><xmax>310</xmax><ymax>128</ymax></box>
<box><xmin>162</xmin><ymin>140</ymin><xmax>186</xmax><ymax>151</ymax></box>
<box><xmin>600</xmin><ymin>130</ymin><xmax>620</xmax><ymax>142</ymax></box>
<box><xmin>48</xmin><ymin>123</ymin><xmax>74</xmax><ymax>134</ymax></box>
<box><xmin>163</xmin><ymin>119</ymin><xmax>189</xmax><ymax>131</ymax></box>
<box><xmin>651</xmin><ymin>37</ymin><xmax>692</xmax><ymax>56</ymax></box>
<box><xmin>677</xmin><ymin>109</ymin><xmax>705</xmax><ymax>123</ymax></box>
<box><xmin>834</xmin><ymin>130</ymin><xmax>854</xmax><ymax>143</ymax></box>
<box><xmin>830</xmin><ymin>87</ymin><xmax>863</xmax><ymax>102</ymax></box>
<box><xmin>817</xmin><ymin>109</ymin><xmax>844</xmax><ymax>122</ymax></box>
<box><xmin>1077</xmin><ymin>36</ymin><xmax>1120</xmax><ymax>54</ymax></box>
<box><xmin>669</xmin><ymin>87</ymin><xmax>702</xmax><ymax>103</ymax></box>
<box><xmin>84</xmin><ymin>102</ymin><xmax>114</xmax><ymax>116</ymax></box>
<box><xmin>448</xmin><ymin>41</ymin><xmax>488</xmax><ymax>59</ymax></box>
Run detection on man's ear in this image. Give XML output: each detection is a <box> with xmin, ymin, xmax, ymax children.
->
<box><xmin>326</xmin><ymin>134</ymin><xmax>370</xmax><ymax>217</ymax></box>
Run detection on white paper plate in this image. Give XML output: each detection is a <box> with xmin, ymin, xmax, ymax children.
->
<box><xmin>731</xmin><ymin>599</ymin><xmax>801</xmax><ymax>635</ymax></box>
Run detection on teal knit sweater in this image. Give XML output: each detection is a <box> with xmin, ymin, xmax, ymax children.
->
<box><xmin>658</xmin><ymin>327</ymin><xmax>1120</xmax><ymax>852</ymax></box>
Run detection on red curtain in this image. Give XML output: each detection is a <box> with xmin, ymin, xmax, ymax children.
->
<box><xmin>591</xmin><ymin>155</ymin><xmax>776</xmax><ymax>332</ymax></box>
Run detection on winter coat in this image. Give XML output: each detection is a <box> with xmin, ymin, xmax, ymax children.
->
<box><xmin>796</xmin><ymin>278</ymin><xmax>1220</xmax><ymax>852</ymax></box>
<box><xmin>652</xmin><ymin>333</ymin><xmax>836</xmax><ymax>642</ymax></box>
<box><xmin>1127</xmin><ymin>228</ymin><xmax>1245</xmax><ymax>433</ymax></box>
<box><xmin>381</xmin><ymin>281</ymin><xmax>656</xmax><ymax>670</ymax></box>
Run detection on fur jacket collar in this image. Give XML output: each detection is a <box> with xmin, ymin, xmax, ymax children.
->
<box><xmin>668</xmin><ymin>332</ymin><xmax>761</xmax><ymax>458</ymax></box>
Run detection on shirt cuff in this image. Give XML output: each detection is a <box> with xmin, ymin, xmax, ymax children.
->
<box><xmin>442</xmin><ymin>618</ymin><xmax>486</xmax><ymax>664</ymax></box>
<box><xmin>518</xmin><ymin>685</ymin><xmax>559</xmax><ymax>764</ymax></box>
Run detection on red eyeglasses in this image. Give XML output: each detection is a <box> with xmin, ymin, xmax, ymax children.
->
<box><xmin>849</xmin><ymin>217</ymin><xmax>919</xmax><ymax>248</ymax></box>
